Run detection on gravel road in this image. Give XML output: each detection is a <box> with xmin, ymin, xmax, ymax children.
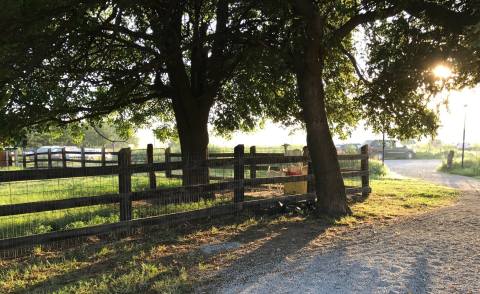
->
<box><xmin>207</xmin><ymin>160</ymin><xmax>480</xmax><ymax>294</ymax></box>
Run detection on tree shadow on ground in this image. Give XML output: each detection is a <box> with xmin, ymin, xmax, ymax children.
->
<box><xmin>11</xmin><ymin>206</ymin><xmax>338</xmax><ymax>293</ymax></box>
<box><xmin>196</xmin><ymin>211</ymin><xmax>338</xmax><ymax>291</ymax></box>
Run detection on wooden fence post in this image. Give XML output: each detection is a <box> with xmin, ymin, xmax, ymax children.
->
<box><xmin>249</xmin><ymin>146</ymin><xmax>256</xmax><ymax>183</ymax></box>
<box><xmin>234</xmin><ymin>144</ymin><xmax>245</xmax><ymax>203</ymax></box>
<box><xmin>360</xmin><ymin>145</ymin><xmax>370</xmax><ymax>197</ymax></box>
<box><xmin>165</xmin><ymin>147</ymin><xmax>172</xmax><ymax>178</ymax></box>
<box><xmin>101</xmin><ymin>147</ymin><xmax>106</xmax><ymax>167</ymax></box>
<box><xmin>118</xmin><ymin>148</ymin><xmax>132</xmax><ymax>221</ymax></box>
<box><xmin>22</xmin><ymin>150</ymin><xmax>26</xmax><ymax>168</ymax></box>
<box><xmin>47</xmin><ymin>148</ymin><xmax>52</xmax><ymax>169</ymax></box>
<box><xmin>34</xmin><ymin>150</ymin><xmax>38</xmax><ymax>169</ymax></box>
<box><xmin>147</xmin><ymin>144</ymin><xmax>156</xmax><ymax>190</ymax></box>
<box><xmin>62</xmin><ymin>148</ymin><xmax>67</xmax><ymax>168</ymax></box>
<box><xmin>14</xmin><ymin>149</ymin><xmax>18</xmax><ymax>167</ymax></box>
<box><xmin>81</xmin><ymin>147</ymin><xmax>86</xmax><ymax>168</ymax></box>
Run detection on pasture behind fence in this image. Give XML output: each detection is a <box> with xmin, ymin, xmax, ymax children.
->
<box><xmin>0</xmin><ymin>144</ymin><xmax>370</xmax><ymax>255</ymax></box>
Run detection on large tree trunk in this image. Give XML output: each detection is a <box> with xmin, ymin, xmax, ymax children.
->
<box><xmin>172</xmin><ymin>97</ymin><xmax>210</xmax><ymax>188</ymax></box>
<box><xmin>294</xmin><ymin>0</ymin><xmax>350</xmax><ymax>216</ymax></box>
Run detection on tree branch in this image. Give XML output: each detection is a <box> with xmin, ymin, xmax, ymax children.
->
<box><xmin>399</xmin><ymin>0</ymin><xmax>479</xmax><ymax>33</ymax></box>
<box><xmin>330</xmin><ymin>6</ymin><xmax>399</xmax><ymax>44</ymax></box>
<box><xmin>339</xmin><ymin>46</ymin><xmax>371</xmax><ymax>84</ymax></box>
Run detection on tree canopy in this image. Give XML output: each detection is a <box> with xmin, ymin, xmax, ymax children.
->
<box><xmin>22</xmin><ymin>123</ymin><xmax>137</xmax><ymax>148</ymax></box>
<box><xmin>0</xmin><ymin>0</ymin><xmax>479</xmax><ymax>214</ymax></box>
<box><xmin>1</xmin><ymin>1</ymin><xmax>478</xmax><ymax>144</ymax></box>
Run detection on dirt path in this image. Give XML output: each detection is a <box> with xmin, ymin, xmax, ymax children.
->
<box><xmin>205</xmin><ymin>160</ymin><xmax>480</xmax><ymax>293</ymax></box>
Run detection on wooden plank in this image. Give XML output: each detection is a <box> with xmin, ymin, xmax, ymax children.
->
<box><xmin>165</xmin><ymin>147</ymin><xmax>172</xmax><ymax>178</ymax></box>
<box><xmin>147</xmin><ymin>144</ymin><xmax>156</xmax><ymax>190</ymax></box>
<box><xmin>360</xmin><ymin>145</ymin><xmax>370</xmax><ymax>197</ymax></box>
<box><xmin>34</xmin><ymin>150</ymin><xmax>38</xmax><ymax>169</ymax></box>
<box><xmin>233</xmin><ymin>145</ymin><xmax>245</xmax><ymax>203</ymax></box>
<box><xmin>47</xmin><ymin>149</ymin><xmax>52</xmax><ymax>169</ymax></box>
<box><xmin>101</xmin><ymin>147</ymin><xmax>106</xmax><ymax>167</ymax></box>
<box><xmin>62</xmin><ymin>148</ymin><xmax>67</xmax><ymax>168</ymax></box>
<box><xmin>340</xmin><ymin>170</ymin><xmax>369</xmax><ymax>178</ymax></box>
<box><xmin>0</xmin><ymin>166</ymin><xmax>119</xmax><ymax>182</ymax></box>
<box><xmin>337</xmin><ymin>154</ymin><xmax>368</xmax><ymax>160</ymax></box>
<box><xmin>118</xmin><ymin>148</ymin><xmax>132</xmax><ymax>221</ymax></box>
<box><xmin>346</xmin><ymin>186</ymin><xmax>371</xmax><ymax>195</ymax></box>
<box><xmin>0</xmin><ymin>194</ymin><xmax>120</xmax><ymax>216</ymax></box>
<box><xmin>250</xmin><ymin>146</ymin><xmax>256</xmax><ymax>183</ymax></box>
<box><xmin>22</xmin><ymin>151</ymin><xmax>26</xmax><ymax>168</ymax></box>
<box><xmin>81</xmin><ymin>147</ymin><xmax>86</xmax><ymax>168</ymax></box>
<box><xmin>67</xmin><ymin>159</ymin><xmax>116</xmax><ymax>164</ymax></box>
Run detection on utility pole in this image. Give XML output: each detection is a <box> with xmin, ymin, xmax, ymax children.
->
<box><xmin>461</xmin><ymin>104</ymin><xmax>467</xmax><ymax>168</ymax></box>
<box><xmin>382</xmin><ymin>130</ymin><xmax>385</xmax><ymax>166</ymax></box>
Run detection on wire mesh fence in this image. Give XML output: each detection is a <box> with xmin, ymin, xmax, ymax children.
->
<box><xmin>0</xmin><ymin>144</ymin><xmax>370</xmax><ymax>257</ymax></box>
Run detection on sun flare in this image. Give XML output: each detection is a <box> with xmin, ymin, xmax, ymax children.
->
<box><xmin>433</xmin><ymin>64</ymin><xmax>453</xmax><ymax>79</ymax></box>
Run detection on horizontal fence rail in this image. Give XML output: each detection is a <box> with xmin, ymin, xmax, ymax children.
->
<box><xmin>0</xmin><ymin>144</ymin><xmax>370</xmax><ymax>252</ymax></box>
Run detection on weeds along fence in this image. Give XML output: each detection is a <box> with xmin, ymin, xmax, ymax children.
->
<box><xmin>0</xmin><ymin>144</ymin><xmax>370</xmax><ymax>254</ymax></box>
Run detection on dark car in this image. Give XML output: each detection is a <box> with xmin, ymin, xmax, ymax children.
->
<box><xmin>365</xmin><ymin>140</ymin><xmax>415</xmax><ymax>160</ymax></box>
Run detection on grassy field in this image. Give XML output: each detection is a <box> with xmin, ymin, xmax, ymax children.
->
<box><xmin>438</xmin><ymin>151</ymin><xmax>480</xmax><ymax>179</ymax></box>
<box><xmin>413</xmin><ymin>144</ymin><xmax>480</xmax><ymax>160</ymax></box>
<box><xmin>0</xmin><ymin>178</ymin><xmax>458</xmax><ymax>293</ymax></box>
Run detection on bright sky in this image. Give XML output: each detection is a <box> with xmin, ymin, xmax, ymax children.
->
<box><xmin>137</xmin><ymin>85</ymin><xmax>479</xmax><ymax>148</ymax></box>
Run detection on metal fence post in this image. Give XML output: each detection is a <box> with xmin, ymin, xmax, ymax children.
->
<box><xmin>165</xmin><ymin>147</ymin><xmax>172</xmax><ymax>178</ymax></box>
<box><xmin>62</xmin><ymin>147</ymin><xmax>67</xmax><ymax>168</ymax></box>
<box><xmin>147</xmin><ymin>144</ymin><xmax>156</xmax><ymax>190</ymax></box>
<box><xmin>234</xmin><ymin>144</ymin><xmax>245</xmax><ymax>203</ymax></box>
<box><xmin>361</xmin><ymin>145</ymin><xmax>370</xmax><ymax>197</ymax></box>
<box><xmin>81</xmin><ymin>147</ymin><xmax>86</xmax><ymax>168</ymax></box>
<box><xmin>249</xmin><ymin>146</ymin><xmax>256</xmax><ymax>182</ymax></box>
<box><xmin>118</xmin><ymin>148</ymin><xmax>132</xmax><ymax>221</ymax></box>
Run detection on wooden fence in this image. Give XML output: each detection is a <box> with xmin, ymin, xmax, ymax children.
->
<box><xmin>0</xmin><ymin>144</ymin><xmax>370</xmax><ymax>251</ymax></box>
<box><xmin>21</xmin><ymin>147</ymin><xmax>118</xmax><ymax>168</ymax></box>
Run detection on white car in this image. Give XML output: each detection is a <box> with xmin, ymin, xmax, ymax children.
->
<box><xmin>456</xmin><ymin>143</ymin><xmax>471</xmax><ymax>150</ymax></box>
<box><xmin>36</xmin><ymin>146</ymin><xmax>63</xmax><ymax>159</ymax></box>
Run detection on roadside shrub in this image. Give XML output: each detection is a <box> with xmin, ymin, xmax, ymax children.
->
<box><xmin>369</xmin><ymin>159</ymin><xmax>389</xmax><ymax>178</ymax></box>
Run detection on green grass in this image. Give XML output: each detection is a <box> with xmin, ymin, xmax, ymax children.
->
<box><xmin>0</xmin><ymin>178</ymin><xmax>458</xmax><ymax>293</ymax></box>
<box><xmin>0</xmin><ymin>173</ymin><xmax>182</xmax><ymax>205</ymax></box>
<box><xmin>0</xmin><ymin>159</ymin><xmax>364</xmax><ymax>240</ymax></box>
<box><xmin>342</xmin><ymin>178</ymin><xmax>458</xmax><ymax>224</ymax></box>
<box><xmin>438</xmin><ymin>153</ymin><xmax>480</xmax><ymax>179</ymax></box>
<box><xmin>0</xmin><ymin>174</ymin><xmax>186</xmax><ymax>239</ymax></box>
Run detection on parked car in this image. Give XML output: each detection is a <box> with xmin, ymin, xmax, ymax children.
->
<box><xmin>365</xmin><ymin>140</ymin><xmax>415</xmax><ymax>160</ymax></box>
<box><xmin>456</xmin><ymin>143</ymin><xmax>471</xmax><ymax>150</ymax></box>
<box><xmin>36</xmin><ymin>146</ymin><xmax>63</xmax><ymax>159</ymax></box>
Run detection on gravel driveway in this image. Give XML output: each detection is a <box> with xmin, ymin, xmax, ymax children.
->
<box><xmin>207</xmin><ymin>160</ymin><xmax>480</xmax><ymax>294</ymax></box>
